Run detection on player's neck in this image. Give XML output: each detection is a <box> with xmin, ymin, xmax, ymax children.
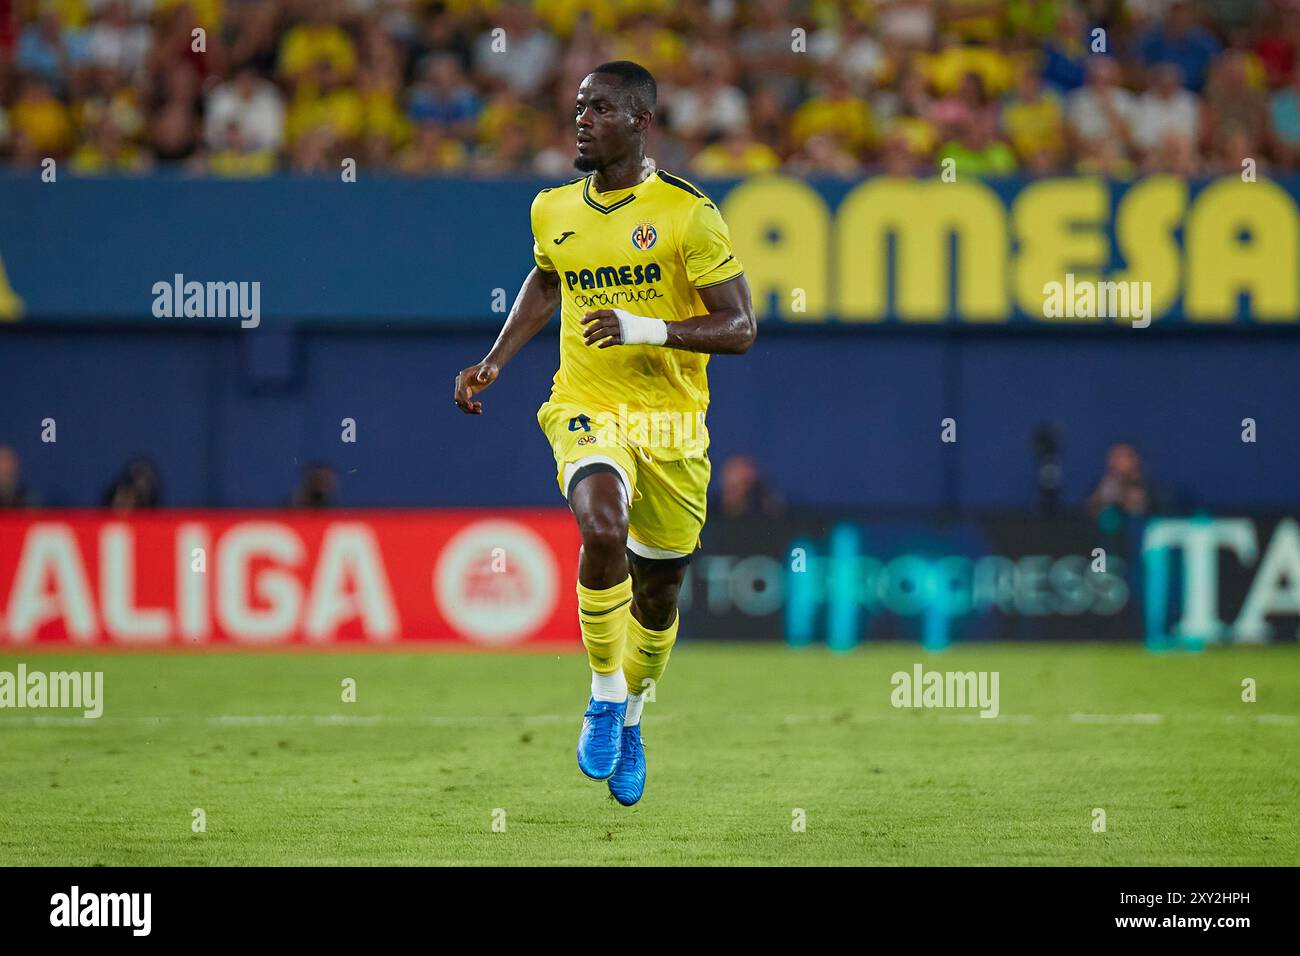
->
<box><xmin>592</xmin><ymin>154</ymin><xmax>654</xmax><ymax>193</ymax></box>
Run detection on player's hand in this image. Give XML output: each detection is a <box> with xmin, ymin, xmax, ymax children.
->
<box><xmin>453</xmin><ymin>362</ymin><xmax>499</xmax><ymax>414</ymax></box>
<box><xmin>582</xmin><ymin>310</ymin><xmax>623</xmax><ymax>348</ymax></box>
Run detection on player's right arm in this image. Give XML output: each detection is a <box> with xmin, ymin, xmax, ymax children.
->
<box><xmin>452</xmin><ymin>265</ymin><xmax>560</xmax><ymax>415</ymax></box>
<box><xmin>454</xmin><ymin>191</ymin><xmax>562</xmax><ymax>414</ymax></box>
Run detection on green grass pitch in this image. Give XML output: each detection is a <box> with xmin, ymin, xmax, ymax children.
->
<box><xmin>0</xmin><ymin>643</ymin><xmax>1296</xmax><ymax>866</ymax></box>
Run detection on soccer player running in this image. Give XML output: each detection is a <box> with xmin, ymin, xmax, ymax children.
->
<box><xmin>453</xmin><ymin>61</ymin><xmax>755</xmax><ymax>806</ymax></box>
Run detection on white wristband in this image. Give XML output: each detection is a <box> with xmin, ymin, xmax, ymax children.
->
<box><xmin>613</xmin><ymin>308</ymin><xmax>668</xmax><ymax>346</ymax></box>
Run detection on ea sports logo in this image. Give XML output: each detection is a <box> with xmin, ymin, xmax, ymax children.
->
<box><xmin>433</xmin><ymin>521</ymin><xmax>559</xmax><ymax>646</ymax></box>
<box><xmin>631</xmin><ymin>222</ymin><xmax>657</xmax><ymax>250</ymax></box>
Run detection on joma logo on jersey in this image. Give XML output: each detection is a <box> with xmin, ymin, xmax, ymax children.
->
<box><xmin>564</xmin><ymin>263</ymin><xmax>662</xmax><ymax>291</ymax></box>
<box><xmin>631</xmin><ymin>222</ymin><xmax>657</xmax><ymax>250</ymax></box>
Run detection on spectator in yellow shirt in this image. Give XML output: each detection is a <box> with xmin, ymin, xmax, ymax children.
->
<box><xmin>873</xmin><ymin>63</ymin><xmax>941</xmax><ymax>161</ymax></box>
<box><xmin>11</xmin><ymin>79</ymin><xmax>75</xmax><ymax>155</ymax></box>
<box><xmin>787</xmin><ymin>131</ymin><xmax>865</xmax><ymax>177</ymax></box>
<box><xmin>612</xmin><ymin>12</ymin><xmax>687</xmax><ymax>85</ymax></box>
<box><xmin>474</xmin><ymin>122</ymin><xmax>534</xmax><ymax>174</ymax></box>
<box><xmin>877</xmin><ymin>127</ymin><xmax>926</xmax><ymax>177</ymax></box>
<box><xmin>398</xmin><ymin>120</ymin><xmax>470</xmax><ymax>175</ymax></box>
<box><xmin>921</xmin><ymin>35</ymin><xmax>1017</xmax><ymax>97</ymax></box>
<box><xmin>1007</xmin><ymin>0</ymin><xmax>1062</xmax><ymax>42</ymax></box>
<box><xmin>207</xmin><ymin>123</ymin><xmax>278</xmax><ymax>177</ymax></box>
<box><xmin>74</xmin><ymin>69</ymin><xmax>146</xmax><ymax>144</ymax></box>
<box><xmin>278</xmin><ymin>5</ymin><xmax>357</xmax><ymax>83</ymax></box>
<box><xmin>286</xmin><ymin>59</ymin><xmax>364</xmax><ymax>146</ymax></box>
<box><xmin>156</xmin><ymin>0</ymin><xmax>223</xmax><ymax>30</ymax></box>
<box><xmin>475</xmin><ymin>85</ymin><xmax>546</xmax><ymax>155</ymax></box>
<box><xmin>940</xmin><ymin>0</ymin><xmax>1007</xmax><ymax>45</ymax></box>
<box><xmin>790</xmin><ymin>67</ymin><xmax>875</xmax><ymax>153</ymax></box>
<box><xmin>70</xmin><ymin>115</ymin><xmax>151</xmax><ymax>174</ymax></box>
<box><xmin>46</xmin><ymin>0</ymin><xmax>90</xmax><ymax>30</ymax></box>
<box><xmin>361</xmin><ymin>78</ymin><xmax>410</xmax><ymax>153</ymax></box>
<box><xmin>534</xmin><ymin>0</ymin><xmax>620</xmax><ymax>38</ymax></box>
<box><xmin>1001</xmin><ymin>66</ymin><xmax>1066</xmax><ymax>173</ymax></box>
<box><xmin>689</xmin><ymin>125</ymin><xmax>782</xmax><ymax>176</ymax></box>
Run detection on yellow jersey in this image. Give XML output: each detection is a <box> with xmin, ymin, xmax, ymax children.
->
<box><xmin>530</xmin><ymin>168</ymin><xmax>744</xmax><ymax>460</ymax></box>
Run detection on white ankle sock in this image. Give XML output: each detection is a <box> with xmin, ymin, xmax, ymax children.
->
<box><xmin>591</xmin><ymin>670</ymin><xmax>628</xmax><ymax>703</ymax></box>
<box><xmin>624</xmin><ymin>693</ymin><xmax>645</xmax><ymax>726</ymax></box>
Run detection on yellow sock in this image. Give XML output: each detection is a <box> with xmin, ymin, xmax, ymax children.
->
<box><xmin>576</xmin><ymin>576</ymin><xmax>633</xmax><ymax>675</ymax></box>
<box><xmin>623</xmin><ymin>611</ymin><xmax>679</xmax><ymax>700</ymax></box>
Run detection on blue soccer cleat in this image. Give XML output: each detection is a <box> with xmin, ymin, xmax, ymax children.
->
<box><xmin>576</xmin><ymin>697</ymin><xmax>625</xmax><ymax>780</ymax></box>
<box><xmin>607</xmin><ymin>724</ymin><xmax>646</xmax><ymax>806</ymax></box>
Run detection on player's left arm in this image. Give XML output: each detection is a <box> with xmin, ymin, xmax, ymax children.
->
<box><xmin>670</xmin><ymin>275</ymin><xmax>757</xmax><ymax>353</ymax></box>
<box><xmin>582</xmin><ymin>195</ymin><xmax>756</xmax><ymax>355</ymax></box>
<box><xmin>580</xmin><ymin>274</ymin><xmax>756</xmax><ymax>354</ymax></box>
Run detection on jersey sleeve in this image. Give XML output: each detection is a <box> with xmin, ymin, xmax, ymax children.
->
<box><xmin>530</xmin><ymin>191</ymin><xmax>557</xmax><ymax>273</ymax></box>
<box><xmin>681</xmin><ymin>199</ymin><xmax>744</xmax><ymax>289</ymax></box>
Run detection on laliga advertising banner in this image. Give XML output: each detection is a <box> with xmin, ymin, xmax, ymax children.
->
<box><xmin>0</xmin><ymin>511</ymin><xmax>581</xmax><ymax>649</ymax></box>
<box><xmin>685</xmin><ymin>513</ymin><xmax>1140</xmax><ymax>645</ymax></box>
<box><xmin>685</xmin><ymin>512</ymin><xmax>1300</xmax><ymax>646</ymax></box>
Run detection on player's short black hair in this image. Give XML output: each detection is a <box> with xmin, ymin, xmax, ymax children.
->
<box><xmin>589</xmin><ymin>60</ymin><xmax>657</xmax><ymax>113</ymax></box>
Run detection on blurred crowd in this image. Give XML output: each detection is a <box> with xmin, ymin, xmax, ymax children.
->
<box><xmin>0</xmin><ymin>446</ymin><xmax>345</xmax><ymax>510</ymax></box>
<box><xmin>2</xmin><ymin>0</ymin><xmax>1300</xmax><ymax>178</ymax></box>
<box><xmin>0</xmin><ymin>440</ymin><xmax>1164</xmax><ymax>518</ymax></box>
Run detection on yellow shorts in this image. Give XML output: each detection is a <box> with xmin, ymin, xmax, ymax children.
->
<box><xmin>537</xmin><ymin>400</ymin><xmax>710</xmax><ymax>559</ymax></box>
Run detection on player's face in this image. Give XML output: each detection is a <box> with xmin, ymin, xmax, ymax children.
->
<box><xmin>573</xmin><ymin>76</ymin><xmax>640</xmax><ymax>172</ymax></box>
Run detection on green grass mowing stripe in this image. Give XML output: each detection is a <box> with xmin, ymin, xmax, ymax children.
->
<box><xmin>0</xmin><ymin>644</ymin><xmax>1296</xmax><ymax>865</ymax></box>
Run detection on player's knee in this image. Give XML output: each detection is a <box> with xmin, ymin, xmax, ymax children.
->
<box><xmin>633</xmin><ymin>583</ymin><xmax>679</xmax><ymax>630</ymax></box>
<box><xmin>578</xmin><ymin>515</ymin><xmax>628</xmax><ymax>563</ymax></box>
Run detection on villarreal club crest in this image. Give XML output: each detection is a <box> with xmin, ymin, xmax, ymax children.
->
<box><xmin>631</xmin><ymin>222</ymin><xmax>658</xmax><ymax>250</ymax></box>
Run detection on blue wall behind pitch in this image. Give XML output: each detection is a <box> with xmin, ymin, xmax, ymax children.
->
<box><xmin>1</xmin><ymin>325</ymin><xmax>1295</xmax><ymax>509</ymax></box>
